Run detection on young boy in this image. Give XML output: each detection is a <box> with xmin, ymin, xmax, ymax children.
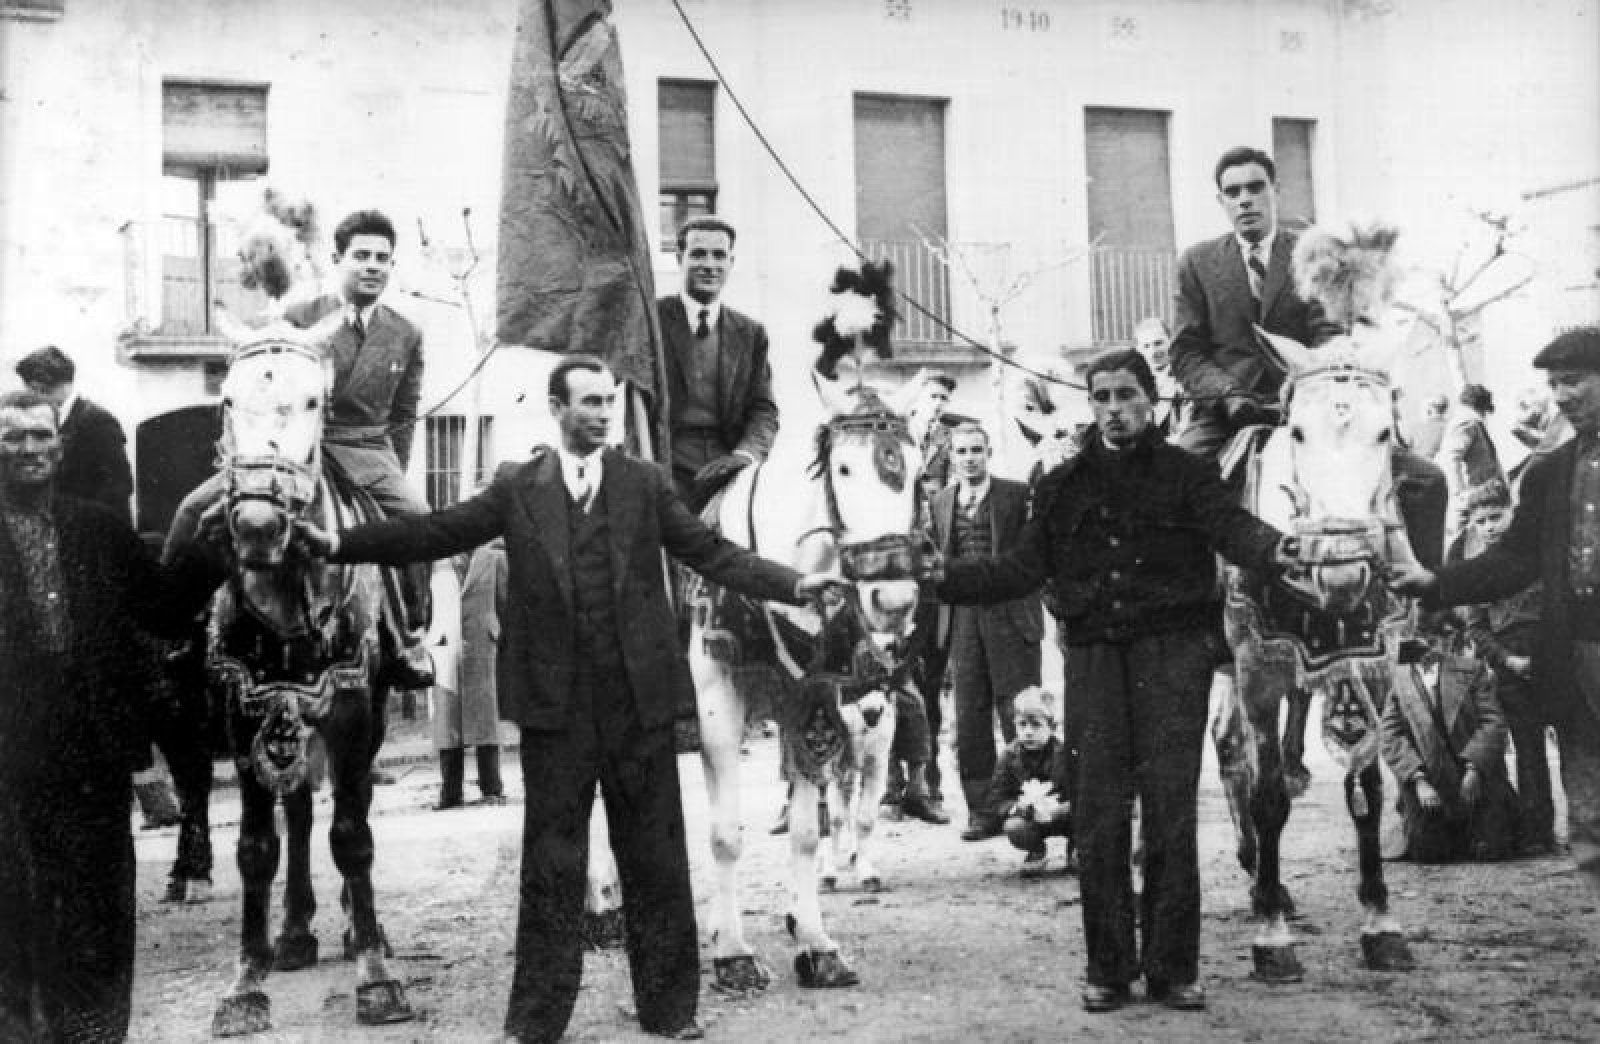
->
<box><xmin>982</xmin><ymin>686</ymin><xmax>1074</xmax><ymax>876</ymax></box>
<box><xmin>1458</xmin><ymin>480</ymin><xmax>1557</xmax><ymax>855</ymax></box>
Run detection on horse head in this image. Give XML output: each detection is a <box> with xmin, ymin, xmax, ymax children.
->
<box><xmin>812</xmin><ymin>371</ymin><xmax>925</xmax><ymax>641</ymax></box>
<box><xmin>218</xmin><ymin>338</ymin><xmax>331</xmax><ymax>570</ymax></box>
<box><xmin>1253</xmin><ymin>221</ymin><xmax>1417</xmax><ymax>614</ymax></box>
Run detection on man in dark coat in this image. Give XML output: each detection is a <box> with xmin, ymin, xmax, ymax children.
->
<box><xmin>1169</xmin><ymin>146</ymin><xmax>1334</xmax><ymax>459</ymax></box>
<box><xmin>15</xmin><ymin>343</ymin><xmax>133</xmax><ymax>522</ymax></box>
<box><xmin>0</xmin><ymin>390</ymin><xmax>220</xmax><ymax>1043</ymax></box>
<box><xmin>932</xmin><ymin>349</ymin><xmax>1297</xmax><ymax>1013</ymax></box>
<box><xmin>165</xmin><ymin>209</ymin><xmax>433</xmax><ymax>689</ymax></box>
<box><xmin>1393</xmin><ymin>325</ymin><xmax>1600</xmax><ymax>892</ymax></box>
<box><xmin>931</xmin><ymin>422</ymin><xmax>1042</xmax><ymax>839</ymax></box>
<box><xmin>659</xmin><ymin>215</ymin><xmax>779</xmax><ymax>512</ymax></box>
<box><xmin>298</xmin><ymin>356</ymin><xmax>838</xmax><ymax>1042</ymax></box>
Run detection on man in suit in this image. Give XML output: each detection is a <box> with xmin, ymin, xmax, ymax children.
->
<box><xmin>15</xmin><ymin>344</ymin><xmax>133</xmax><ymax>523</ymax></box>
<box><xmin>932</xmin><ymin>422</ymin><xmax>1043</xmax><ymax>840</ymax></box>
<box><xmin>1169</xmin><ymin>146</ymin><xmax>1330</xmax><ymax>460</ymax></box>
<box><xmin>659</xmin><ymin>216</ymin><xmax>779</xmax><ymax>513</ymax></box>
<box><xmin>1394</xmin><ymin>325</ymin><xmax>1600</xmax><ymax>893</ymax></box>
<box><xmin>164</xmin><ymin>209</ymin><xmax>433</xmax><ymax>689</ymax></box>
<box><xmin>0</xmin><ymin>390</ymin><xmax>220</xmax><ymax>1043</ymax></box>
<box><xmin>298</xmin><ymin>355</ymin><xmax>839</xmax><ymax>1042</ymax></box>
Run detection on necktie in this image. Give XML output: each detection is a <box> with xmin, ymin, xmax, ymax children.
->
<box><xmin>574</xmin><ymin>462</ymin><xmax>593</xmax><ymax>512</ymax></box>
<box><xmin>1247</xmin><ymin>246</ymin><xmax>1268</xmax><ymax>303</ymax></box>
<box><xmin>695</xmin><ymin>308</ymin><xmax>710</xmax><ymax>339</ymax></box>
<box><xmin>350</xmin><ymin>311</ymin><xmax>366</xmax><ymax>344</ymax></box>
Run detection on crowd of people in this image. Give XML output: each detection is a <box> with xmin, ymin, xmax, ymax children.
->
<box><xmin>1</xmin><ymin>140</ymin><xmax>1596</xmax><ymax>1041</ymax></box>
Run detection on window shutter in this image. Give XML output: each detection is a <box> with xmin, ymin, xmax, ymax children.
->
<box><xmin>163</xmin><ymin>81</ymin><xmax>270</xmax><ymax>177</ymax></box>
<box><xmin>658</xmin><ymin>81</ymin><xmax>715</xmax><ymax>191</ymax></box>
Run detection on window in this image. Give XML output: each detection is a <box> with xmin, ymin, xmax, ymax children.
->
<box><xmin>1084</xmin><ymin>107</ymin><xmax>1176</xmax><ymax>345</ymax></box>
<box><xmin>160</xmin><ymin>80</ymin><xmax>270</xmax><ymax>336</ymax></box>
<box><xmin>1272</xmin><ymin>118</ymin><xmax>1317</xmax><ymax>228</ymax></box>
<box><xmin>425</xmin><ymin>416</ymin><xmax>466</xmax><ymax>510</ymax></box>
<box><xmin>1</xmin><ymin>1</ymin><xmax>65</xmax><ymax>20</ymax></box>
<box><xmin>658</xmin><ymin>80</ymin><xmax>716</xmax><ymax>252</ymax></box>
<box><xmin>474</xmin><ymin>416</ymin><xmax>496</xmax><ymax>489</ymax></box>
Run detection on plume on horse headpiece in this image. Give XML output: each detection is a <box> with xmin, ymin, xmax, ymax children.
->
<box><xmin>812</xmin><ymin>260</ymin><xmax>898</xmax><ymax>380</ymax></box>
<box><xmin>236</xmin><ymin>187</ymin><xmax>321</xmax><ymax>302</ymax></box>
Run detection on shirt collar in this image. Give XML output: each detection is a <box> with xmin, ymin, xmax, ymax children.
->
<box><xmin>57</xmin><ymin>391</ymin><xmax>78</xmax><ymax>425</ymax></box>
<box><xmin>556</xmin><ymin>445</ymin><xmax>605</xmax><ymax>497</ymax></box>
<box><xmin>346</xmin><ymin>300</ymin><xmax>378</xmax><ymax>329</ymax></box>
<box><xmin>681</xmin><ymin>293</ymin><xmax>721</xmax><ymax>331</ymax></box>
<box><xmin>1236</xmin><ymin>228</ymin><xmax>1277</xmax><ymax>262</ymax></box>
<box><xmin>958</xmin><ymin>476</ymin><xmax>991</xmax><ymax>507</ymax></box>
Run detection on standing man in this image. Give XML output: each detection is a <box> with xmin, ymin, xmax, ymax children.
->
<box><xmin>1132</xmin><ymin>318</ymin><xmax>1183</xmax><ymax>437</ymax></box>
<box><xmin>1393</xmin><ymin>326</ymin><xmax>1600</xmax><ymax>892</ymax></box>
<box><xmin>659</xmin><ymin>216</ymin><xmax>778</xmax><ymax>513</ymax></box>
<box><xmin>15</xmin><ymin>344</ymin><xmax>133</xmax><ymax>522</ymax></box>
<box><xmin>298</xmin><ymin>356</ymin><xmax>839</xmax><ymax>1042</ymax></box>
<box><xmin>1437</xmin><ymin>383</ymin><xmax>1506</xmax><ymax>540</ymax></box>
<box><xmin>932</xmin><ymin>350</ymin><xmax>1298</xmax><ymax>1012</ymax></box>
<box><xmin>932</xmin><ymin>422</ymin><xmax>1043</xmax><ymax>840</ymax></box>
<box><xmin>165</xmin><ymin>209</ymin><xmax>433</xmax><ymax>689</ymax></box>
<box><xmin>1169</xmin><ymin>146</ymin><xmax>1332</xmax><ymax>459</ymax></box>
<box><xmin>907</xmin><ymin>369</ymin><xmax>958</xmax><ymax>493</ymax></box>
<box><xmin>0</xmin><ymin>390</ymin><xmax>219</xmax><ymax>1042</ymax></box>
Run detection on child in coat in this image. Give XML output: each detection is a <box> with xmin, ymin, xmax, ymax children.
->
<box><xmin>984</xmin><ymin>686</ymin><xmax>1074</xmax><ymax>876</ymax></box>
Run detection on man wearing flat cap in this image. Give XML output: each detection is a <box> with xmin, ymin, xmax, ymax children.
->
<box><xmin>1393</xmin><ymin>325</ymin><xmax>1600</xmax><ymax>891</ymax></box>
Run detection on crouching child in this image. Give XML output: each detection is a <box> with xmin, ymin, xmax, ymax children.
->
<box><xmin>985</xmin><ymin>686</ymin><xmax>1074</xmax><ymax>876</ymax></box>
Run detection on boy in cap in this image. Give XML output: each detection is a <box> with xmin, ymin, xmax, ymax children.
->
<box><xmin>982</xmin><ymin>685</ymin><xmax>1074</xmax><ymax>877</ymax></box>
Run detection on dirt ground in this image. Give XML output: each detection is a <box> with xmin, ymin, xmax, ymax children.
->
<box><xmin>128</xmin><ymin>710</ymin><xmax>1600</xmax><ymax>1043</ymax></box>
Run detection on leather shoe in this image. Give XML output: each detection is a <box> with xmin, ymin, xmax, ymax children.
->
<box><xmin>901</xmin><ymin>795</ymin><xmax>951</xmax><ymax>825</ymax></box>
<box><xmin>1080</xmin><ymin>984</ymin><xmax>1131</xmax><ymax>1012</ymax></box>
<box><xmin>1148</xmin><ymin>980</ymin><xmax>1206</xmax><ymax>1010</ymax></box>
<box><xmin>649</xmin><ymin>1019</ymin><xmax>704</xmax><ymax>1040</ymax></box>
<box><xmin>960</xmin><ymin>818</ymin><xmax>1003</xmax><ymax>841</ymax></box>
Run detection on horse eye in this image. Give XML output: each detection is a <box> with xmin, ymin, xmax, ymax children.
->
<box><xmin>306</xmin><ymin>397</ymin><xmax>319</xmax><ymax>410</ymax></box>
<box><xmin>837</xmin><ymin>462</ymin><xmax>851</xmax><ymax>477</ymax></box>
<box><xmin>1377</xmin><ymin>428</ymin><xmax>1392</xmax><ymax>443</ymax></box>
<box><xmin>1290</xmin><ymin>426</ymin><xmax>1305</xmax><ymax>443</ymax></box>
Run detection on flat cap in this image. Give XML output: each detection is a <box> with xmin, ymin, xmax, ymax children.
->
<box><xmin>1532</xmin><ymin>325</ymin><xmax>1600</xmax><ymax>372</ymax></box>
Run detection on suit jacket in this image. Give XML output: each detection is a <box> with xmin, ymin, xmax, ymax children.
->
<box><xmin>336</xmin><ymin>447</ymin><xmax>803</xmax><ymax>731</ymax></box>
<box><xmin>659</xmin><ymin>296</ymin><xmax>779</xmax><ymax>462</ymax></box>
<box><xmin>1436</xmin><ymin>436</ymin><xmax>1590</xmax><ymax>720</ymax></box>
<box><xmin>0</xmin><ymin>496</ymin><xmax>218</xmax><ymax>781</ymax></box>
<box><xmin>931</xmin><ymin>478</ymin><xmax>1043</xmax><ymax>649</ymax></box>
<box><xmin>56</xmin><ymin>396</ymin><xmax>133</xmax><ymax>524</ymax></box>
<box><xmin>286</xmin><ymin>294</ymin><xmax>425</xmax><ymax>467</ymax></box>
<box><xmin>1170</xmin><ymin>229</ymin><xmax>1332</xmax><ymax>406</ymax></box>
<box><xmin>1381</xmin><ymin>655</ymin><xmax>1507</xmax><ymax>795</ymax></box>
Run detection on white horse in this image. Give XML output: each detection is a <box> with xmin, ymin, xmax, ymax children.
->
<box><xmin>690</xmin><ymin>363</ymin><xmax>925</xmax><ymax>993</ymax></box>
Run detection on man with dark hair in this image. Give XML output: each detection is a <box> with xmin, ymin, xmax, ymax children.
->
<box><xmin>15</xmin><ymin>344</ymin><xmax>133</xmax><ymax>523</ymax></box>
<box><xmin>659</xmin><ymin>215</ymin><xmax>778</xmax><ymax>512</ymax></box>
<box><xmin>0</xmin><ymin>389</ymin><xmax>220</xmax><ymax>1043</ymax></box>
<box><xmin>164</xmin><ymin>207</ymin><xmax>433</xmax><ymax>690</ymax></box>
<box><xmin>931</xmin><ymin>348</ymin><xmax>1301</xmax><ymax>1013</ymax></box>
<box><xmin>1393</xmin><ymin>325</ymin><xmax>1600</xmax><ymax>893</ymax></box>
<box><xmin>931</xmin><ymin>421</ymin><xmax>1042</xmax><ymax>840</ymax></box>
<box><xmin>296</xmin><ymin>355</ymin><xmax>840</xmax><ymax>1042</ymax></box>
<box><xmin>1169</xmin><ymin>145</ymin><xmax>1332</xmax><ymax>458</ymax></box>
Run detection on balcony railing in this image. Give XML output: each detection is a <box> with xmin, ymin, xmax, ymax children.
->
<box><xmin>1090</xmin><ymin>247</ymin><xmax>1176</xmax><ymax>345</ymax></box>
<box><xmin>159</xmin><ymin>215</ymin><xmax>265</xmax><ymax>335</ymax></box>
<box><xmin>858</xmin><ymin>238</ymin><xmax>952</xmax><ymax>350</ymax></box>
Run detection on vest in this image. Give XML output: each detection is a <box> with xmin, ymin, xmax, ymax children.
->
<box><xmin>568</xmin><ymin>492</ymin><xmax>623</xmax><ymax>671</ymax></box>
<box><xmin>677</xmin><ymin>315</ymin><xmax>722</xmax><ymax>429</ymax></box>
<box><xmin>952</xmin><ymin>495</ymin><xmax>993</xmax><ymax>559</ymax></box>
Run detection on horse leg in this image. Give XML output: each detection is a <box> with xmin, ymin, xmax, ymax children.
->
<box><xmin>692</xmin><ymin>643</ymin><xmax>769</xmax><ymax>994</ymax></box>
<box><xmin>787</xmin><ymin>776</ymin><xmax>858</xmax><ymax>989</ymax></box>
<box><xmin>1210</xmin><ymin>667</ymin><xmax>1257</xmax><ymax>875</ymax></box>
<box><xmin>849</xmin><ymin>705</ymin><xmax>895</xmax><ymax>893</ymax></box>
<box><xmin>272</xmin><ymin>784</ymin><xmax>319</xmax><ymax>971</ymax></box>
<box><xmin>819</xmin><ymin>777</ymin><xmax>851</xmax><ymax>892</ymax></box>
<box><xmin>1240</xmin><ymin>661</ymin><xmax>1303</xmax><ymax>983</ymax></box>
<box><xmin>212</xmin><ymin>771</ymin><xmax>278</xmax><ymax>1036</ymax></box>
<box><xmin>1282</xmin><ymin>687</ymin><xmax>1313</xmax><ymax>798</ymax></box>
<box><xmin>324</xmin><ymin>692</ymin><xmax>412</xmax><ymax>1027</ymax></box>
<box><xmin>1350</xmin><ymin>761</ymin><xmax>1413</xmax><ymax>971</ymax></box>
<box><xmin>165</xmin><ymin>727</ymin><xmax>215</xmax><ymax>904</ymax></box>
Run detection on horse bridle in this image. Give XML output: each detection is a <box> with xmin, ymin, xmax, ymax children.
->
<box><xmin>220</xmin><ymin>340</ymin><xmax>325</xmax><ymax>536</ymax></box>
<box><xmin>807</xmin><ymin>409</ymin><xmax>929</xmax><ymax>585</ymax></box>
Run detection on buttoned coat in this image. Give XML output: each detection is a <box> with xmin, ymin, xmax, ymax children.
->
<box><xmin>931</xmin><ymin>477</ymin><xmax>1043</xmax><ymax>650</ymax></box>
<box><xmin>286</xmin><ymin>294</ymin><xmax>424</xmax><ymax>467</ymax></box>
<box><xmin>335</xmin><ymin>448</ymin><xmax>802</xmax><ymax>732</ymax></box>
<box><xmin>55</xmin><ymin>397</ymin><xmax>133</xmax><ymax>524</ymax></box>
<box><xmin>1169</xmin><ymin>229</ymin><xmax>1330</xmax><ymax>407</ymax></box>
<box><xmin>659</xmin><ymin>296</ymin><xmax>779</xmax><ymax>462</ymax></box>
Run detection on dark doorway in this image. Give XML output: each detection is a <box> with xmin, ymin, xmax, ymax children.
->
<box><xmin>136</xmin><ymin>404</ymin><xmax>222</xmax><ymax>538</ymax></box>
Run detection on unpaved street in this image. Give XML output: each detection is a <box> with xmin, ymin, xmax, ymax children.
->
<box><xmin>130</xmin><ymin>722</ymin><xmax>1599</xmax><ymax>1042</ymax></box>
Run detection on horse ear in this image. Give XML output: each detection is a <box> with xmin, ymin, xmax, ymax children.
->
<box><xmin>812</xmin><ymin>364</ymin><xmax>861</xmax><ymax>417</ymax></box>
<box><xmin>1254</xmin><ymin>326</ymin><xmax>1315</xmax><ymax>377</ymax></box>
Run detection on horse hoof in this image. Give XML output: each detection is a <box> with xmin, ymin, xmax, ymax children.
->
<box><xmin>794</xmin><ymin>949</ymin><xmax>860</xmax><ymax>989</ymax></box>
<box><xmin>186</xmin><ymin>879</ymin><xmax>213</xmax><ymax>905</ymax></box>
<box><xmin>820</xmin><ymin>875</ymin><xmax>838</xmax><ymax>893</ymax></box>
<box><xmin>711</xmin><ymin>955</ymin><xmax>772</xmax><ymax>996</ymax></box>
<box><xmin>212</xmin><ymin>991</ymin><xmax>271</xmax><ymax>1037</ymax></box>
<box><xmin>861</xmin><ymin>876</ymin><xmax>885</xmax><ymax>893</ymax></box>
<box><xmin>355</xmin><ymin>979</ymin><xmax>414</xmax><ymax>1025</ymax></box>
<box><xmin>1361</xmin><ymin>931</ymin><xmax>1415</xmax><ymax>972</ymax></box>
<box><xmin>1251</xmin><ymin>943</ymin><xmax>1305</xmax><ymax>984</ymax></box>
<box><xmin>272</xmin><ymin>932</ymin><xmax>318</xmax><ymax>972</ymax></box>
<box><xmin>582</xmin><ymin>908</ymin><xmax>627</xmax><ymax>951</ymax></box>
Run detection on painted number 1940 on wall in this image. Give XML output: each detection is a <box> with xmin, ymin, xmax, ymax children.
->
<box><xmin>1001</xmin><ymin>8</ymin><xmax>1051</xmax><ymax>31</ymax></box>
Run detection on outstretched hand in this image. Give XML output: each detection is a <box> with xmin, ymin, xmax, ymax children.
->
<box><xmin>1414</xmin><ymin>777</ymin><xmax>1442</xmax><ymax>811</ymax></box>
<box><xmin>796</xmin><ymin>572</ymin><xmax>848</xmax><ymax>605</ymax></box>
<box><xmin>694</xmin><ymin>453</ymin><xmax>751</xmax><ymax>487</ymax></box>
<box><xmin>294</xmin><ymin>519</ymin><xmax>336</xmax><ymax>558</ymax></box>
<box><xmin>1388</xmin><ymin>562</ymin><xmax>1438</xmax><ymax>598</ymax></box>
<box><xmin>1460</xmin><ymin>765</ymin><xmax>1483</xmax><ymax>807</ymax></box>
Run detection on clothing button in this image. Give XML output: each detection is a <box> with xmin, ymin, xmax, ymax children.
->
<box><xmin>1108</xmin><ymin>536</ymin><xmax>1121</xmax><ymax>548</ymax></box>
<box><xmin>1109</xmin><ymin>571</ymin><xmax>1122</xmax><ymax>582</ymax></box>
<box><xmin>1111</xmin><ymin>600</ymin><xmax>1123</xmax><ymax>611</ymax></box>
